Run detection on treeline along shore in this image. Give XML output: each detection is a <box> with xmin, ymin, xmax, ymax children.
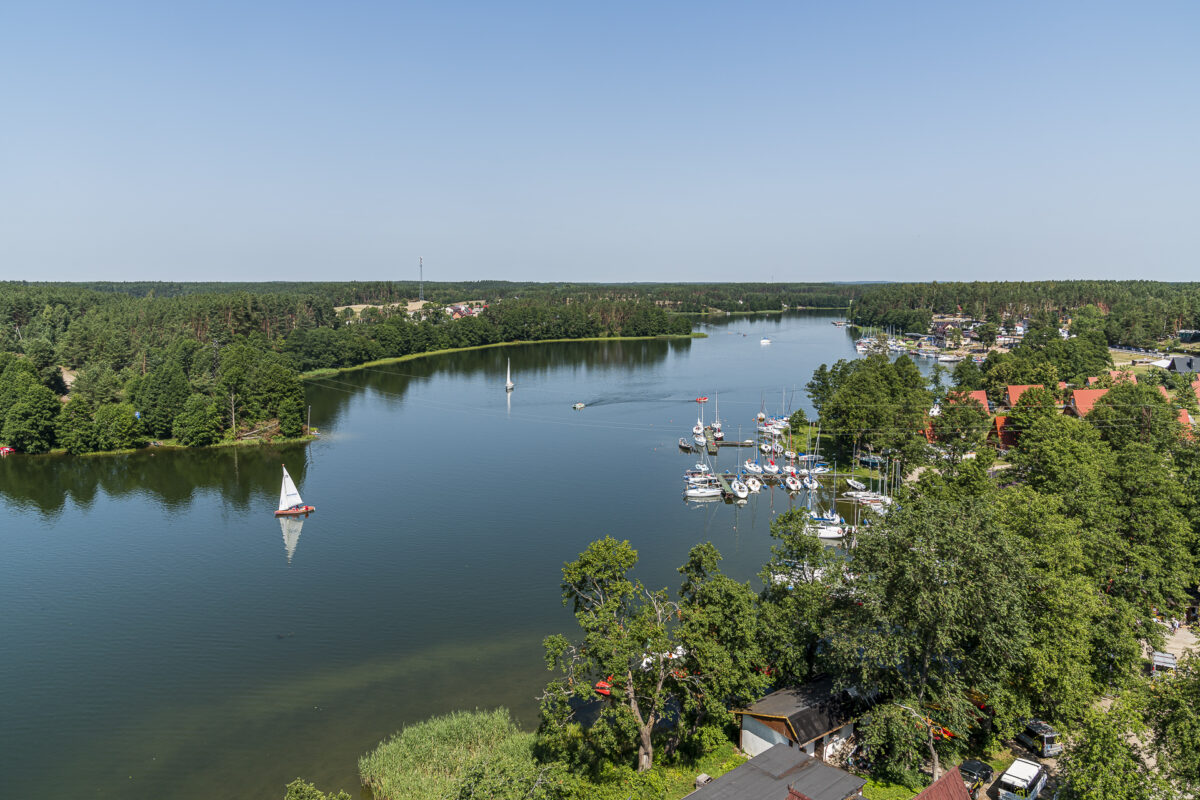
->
<box><xmin>0</xmin><ymin>282</ymin><xmax>695</xmax><ymax>456</ymax></box>
<box><xmin>4</xmin><ymin>279</ymin><xmax>1200</xmax><ymax>458</ymax></box>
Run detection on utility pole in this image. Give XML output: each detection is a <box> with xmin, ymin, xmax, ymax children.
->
<box><xmin>419</xmin><ymin>257</ymin><xmax>424</xmax><ymax>304</ymax></box>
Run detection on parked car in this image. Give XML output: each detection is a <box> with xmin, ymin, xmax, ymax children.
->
<box><xmin>998</xmin><ymin>758</ymin><xmax>1048</xmax><ymax>800</ymax></box>
<box><xmin>958</xmin><ymin>759</ymin><xmax>994</xmax><ymax>799</ymax></box>
<box><xmin>1151</xmin><ymin>651</ymin><xmax>1177</xmax><ymax>676</ymax></box>
<box><xmin>1016</xmin><ymin>719</ymin><xmax>1062</xmax><ymax>757</ymax></box>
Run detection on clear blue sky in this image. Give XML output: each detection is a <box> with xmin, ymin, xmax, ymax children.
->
<box><xmin>1</xmin><ymin>1</ymin><xmax>1196</xmax><ymax>282</ymax></box>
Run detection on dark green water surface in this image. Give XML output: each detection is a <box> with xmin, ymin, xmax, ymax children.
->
<box><xmin>1</xmin><ymin>312</ymin><xmax>865</xmax><ymax>798</ymax></box>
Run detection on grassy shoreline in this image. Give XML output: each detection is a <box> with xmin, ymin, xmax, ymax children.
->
<box><xmin>299</xmin><ymin>332</ymin><xmax>705</xmax><ymax>380</ymax></box>
<box><xmin>41</xmin><ymin>434</ymin><xmax>317</xmax><ymax>459</ymax></box>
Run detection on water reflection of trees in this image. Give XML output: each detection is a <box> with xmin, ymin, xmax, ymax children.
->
<box><xmin>695</xmin><ymin>309</ymin><xmax>836</xmax><ymax>331</ymax></box>
<box><xmin>0</xmin><ymin>445</ymin><xmax>310</xmax><ymax>518</ymax></box>
<box><xmin>307</xmin><ymin>338</ymin><xmax>682</xmax><ymax>425</ymax></box>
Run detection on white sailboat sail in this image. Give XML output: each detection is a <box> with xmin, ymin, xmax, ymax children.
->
<box><xmin>505</xmin><ymin>358</ymin><xmax>514</xmax><ymax>391</ymax></box>
<box><xmin>279</xmin><ymin>466</ymin><xmax>304</xmax><ymax>511</ymax></box>
<box><xmin>279</xmin><ymin>516</ymin><xmax>304</xmax><ymax>563</ymax></box>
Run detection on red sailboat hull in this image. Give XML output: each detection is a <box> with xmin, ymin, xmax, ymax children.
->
<box><xmin>275</xmin><ymin>506</ymin><xmax>316</xmax><ymax>517</ymax></box>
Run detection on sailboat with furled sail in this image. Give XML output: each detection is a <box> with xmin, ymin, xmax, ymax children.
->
<box><xmin>275</xmin><ymin>465</ymin><xmax>315</xmax><ymax>516</ymax></box>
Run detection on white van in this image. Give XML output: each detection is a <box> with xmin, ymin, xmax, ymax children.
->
<box><xmin>997</xmin><ymin>758</ymin><xmax>1047</xmax><ymax>800</ymax></box>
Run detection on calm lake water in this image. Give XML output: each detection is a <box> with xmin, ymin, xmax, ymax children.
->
<box><xmin>1</xmin><ymin>312</ymin><xmax>870</xmax><ymax>799</ymax></box>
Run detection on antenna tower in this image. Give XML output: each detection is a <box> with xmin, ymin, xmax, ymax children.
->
<box><xmin>419</xmin><ymin>257</ymin><xmax>424</xmax><ymax>303</ymax></box>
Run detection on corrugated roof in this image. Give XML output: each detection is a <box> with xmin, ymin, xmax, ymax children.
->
<box><xmin>914</xmin><ymin>766</ymin><xmax>971</xmax><ymax>800</ymax></box>
<box><xmin>688</xmin><ymin>743</ymin><xmax>865</xmax><ymax>800</ymax></box>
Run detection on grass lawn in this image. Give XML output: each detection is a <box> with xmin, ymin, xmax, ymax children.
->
<box><xmin>862</xmin><ymin>777</ymin><xmax>919</xmax><ymax>800</ymax></box>
<box><xmin>662</xmin><ymin>742</ymin><xmax>747</xmax><ymax>800</ymax></box>
<box><xmin>985</xmin><ymin>749</ymin><xmax>1017</xmax><ymax>775</ymax></box>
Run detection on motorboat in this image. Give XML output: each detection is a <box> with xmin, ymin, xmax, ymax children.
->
<box><xmin>743</xmin><ymin>460</ymin><xmax>763</xmax><ymax>474</ymax></box>
<box><xmin>846</xmin><ymin>478</ymin><xmax>866</xmax><ymax>491</ymax></box>
<box><xmin>745</xmin><ymin>475</ymin><xmax>763</xmax><ymax>493</ymax></box>
<box><xmin>760</xmin><ymin>338</ymin><xmax>771</xmax><ymax>345</ymax></box>
<box><xmin>572</xmin><ymin>402</ymin><xmax>586</xmax><ymax>409</ymax></box>
<box><xmin>679</xmin><ymin>437</ymin><xmax>693</xmax><ymax>450</ymax></box>
<box><xmin>729</xmin><ymin>479</ymin><xmax>749</xmax><ymax>499</ymax></box>
<box><xmin>684</xmin><ymin>477</ymin><xmax>722</xmax><ymax>499</ymax></box>
<box><xmin>813</xmin><ymin>523</ymin><xmax>847</xmax><ymax>539</ymax></box>
<box><xmin>695</xmin><ymin>396</ymin><xmax>709</xmax><ymax>403</ymax></box>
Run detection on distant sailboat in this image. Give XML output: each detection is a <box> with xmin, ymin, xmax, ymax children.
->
<box><xmin>505</xmin><ymin>358</ymin><xmax>514</xmax><ymax>392</ymax></box>
<box><xmin>279</xmin><ymin>515</ymin><xmax>304</xmax><ymax>563</ymax></box>
<box><xmin>275</xmin><ymin>465</ymin><xmax>315</xmax><ymax>516</ymax></box>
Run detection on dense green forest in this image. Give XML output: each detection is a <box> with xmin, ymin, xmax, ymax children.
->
<box><xmin>850</xmin><ymin>280</ymin><xmax>1200</xmax><ymax>347</ymax></box>
<box><xmin>0</xmin><ymin>284</ymin><xmax>692</xmax><ymax>455</ymax></box>
<box><xmin>3</xmin><ymin>279</ymin><xmax>858</xmax><ymax>312</ymax></box>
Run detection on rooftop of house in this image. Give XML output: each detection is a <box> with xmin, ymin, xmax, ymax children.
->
<box><xmin>1087</xmin><ymin>371</ymin><xmax>1137</xmax><ymax>385</ymax></box>
<box><xmin>1004</xmin><ymin>384</ymin><xmax>1042</xmax><ymax>407</ymax></box>
<box><xmin>687</xmin><ymin>742</ymin><xmax>865</xmax><ymax>800</ymax></box>
<box><xmin>993</xmin><ymin>416</ymin><xmax>1017</xmax><ymax>448</ymax></box>
<box><xmin>1070</xmin><ymin>388</ymin><xmax>1109</xmax><ymax>417</ymax></box>
<box><xmin>1167</xmin><ymin>355</ymin><xmax>1199</xmax><ymax>374</ymax></box>
<box><xmin>735</xmin><ymin>679</ymin><xmax>859</xmax><ymax>745</ymax></box>
<box><xmin>913</xmin><ymin>766</ymin><xmax>971</xmax><ymax>800</ymax></box>
<box><xmin>948</xmin><ymin>389</ymin><xmax>989</xmax><ymax>411</ymax></box>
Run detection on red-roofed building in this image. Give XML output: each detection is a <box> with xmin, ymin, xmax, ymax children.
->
<box><xmin>949</xmin><ymin>390</ymin><xmax>990</xmax><ymax>413</ymax></box>
<box><xmin>1181</xmin><ymin>409</ymin><xmax>1195</xmax><ymax>440</ymax></box>
<box><xmin>1057</xmin><ymin>381</ymin><xmax>1068</xmax><ymax>390</ymax></box>
<box><xmin>1004</xmin><ymin>384</ymin><xmax>1042</xmax><ymax>408</ymax></box>
<box><xmin>1157</xmin><ymin>385</ymin><xmax>1170</xmax><ymax>400</ymax></box>
<box><xmin>1087</xmin><ymin>371</ymin><xmax>1138</xmax><ymax>386</ymax></box>
<box><xmin>1069</xmin><ymin>388</ymin><xmax>1109</xmax><ymax>417</ymax></box>
<box><xmin>1193</xmin><ymin>378</ymin><xmax>1200</xmax><ymax>404</ymax></box>
<box><xmin>912</xmin><ymin>766</ymin><xmax>971</xmax><ymax>800</ymax></box>
<box><xmin>992</xmin><ymin>416</ymin><xmax>1017</xmax><ymax>449</ymax></box>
